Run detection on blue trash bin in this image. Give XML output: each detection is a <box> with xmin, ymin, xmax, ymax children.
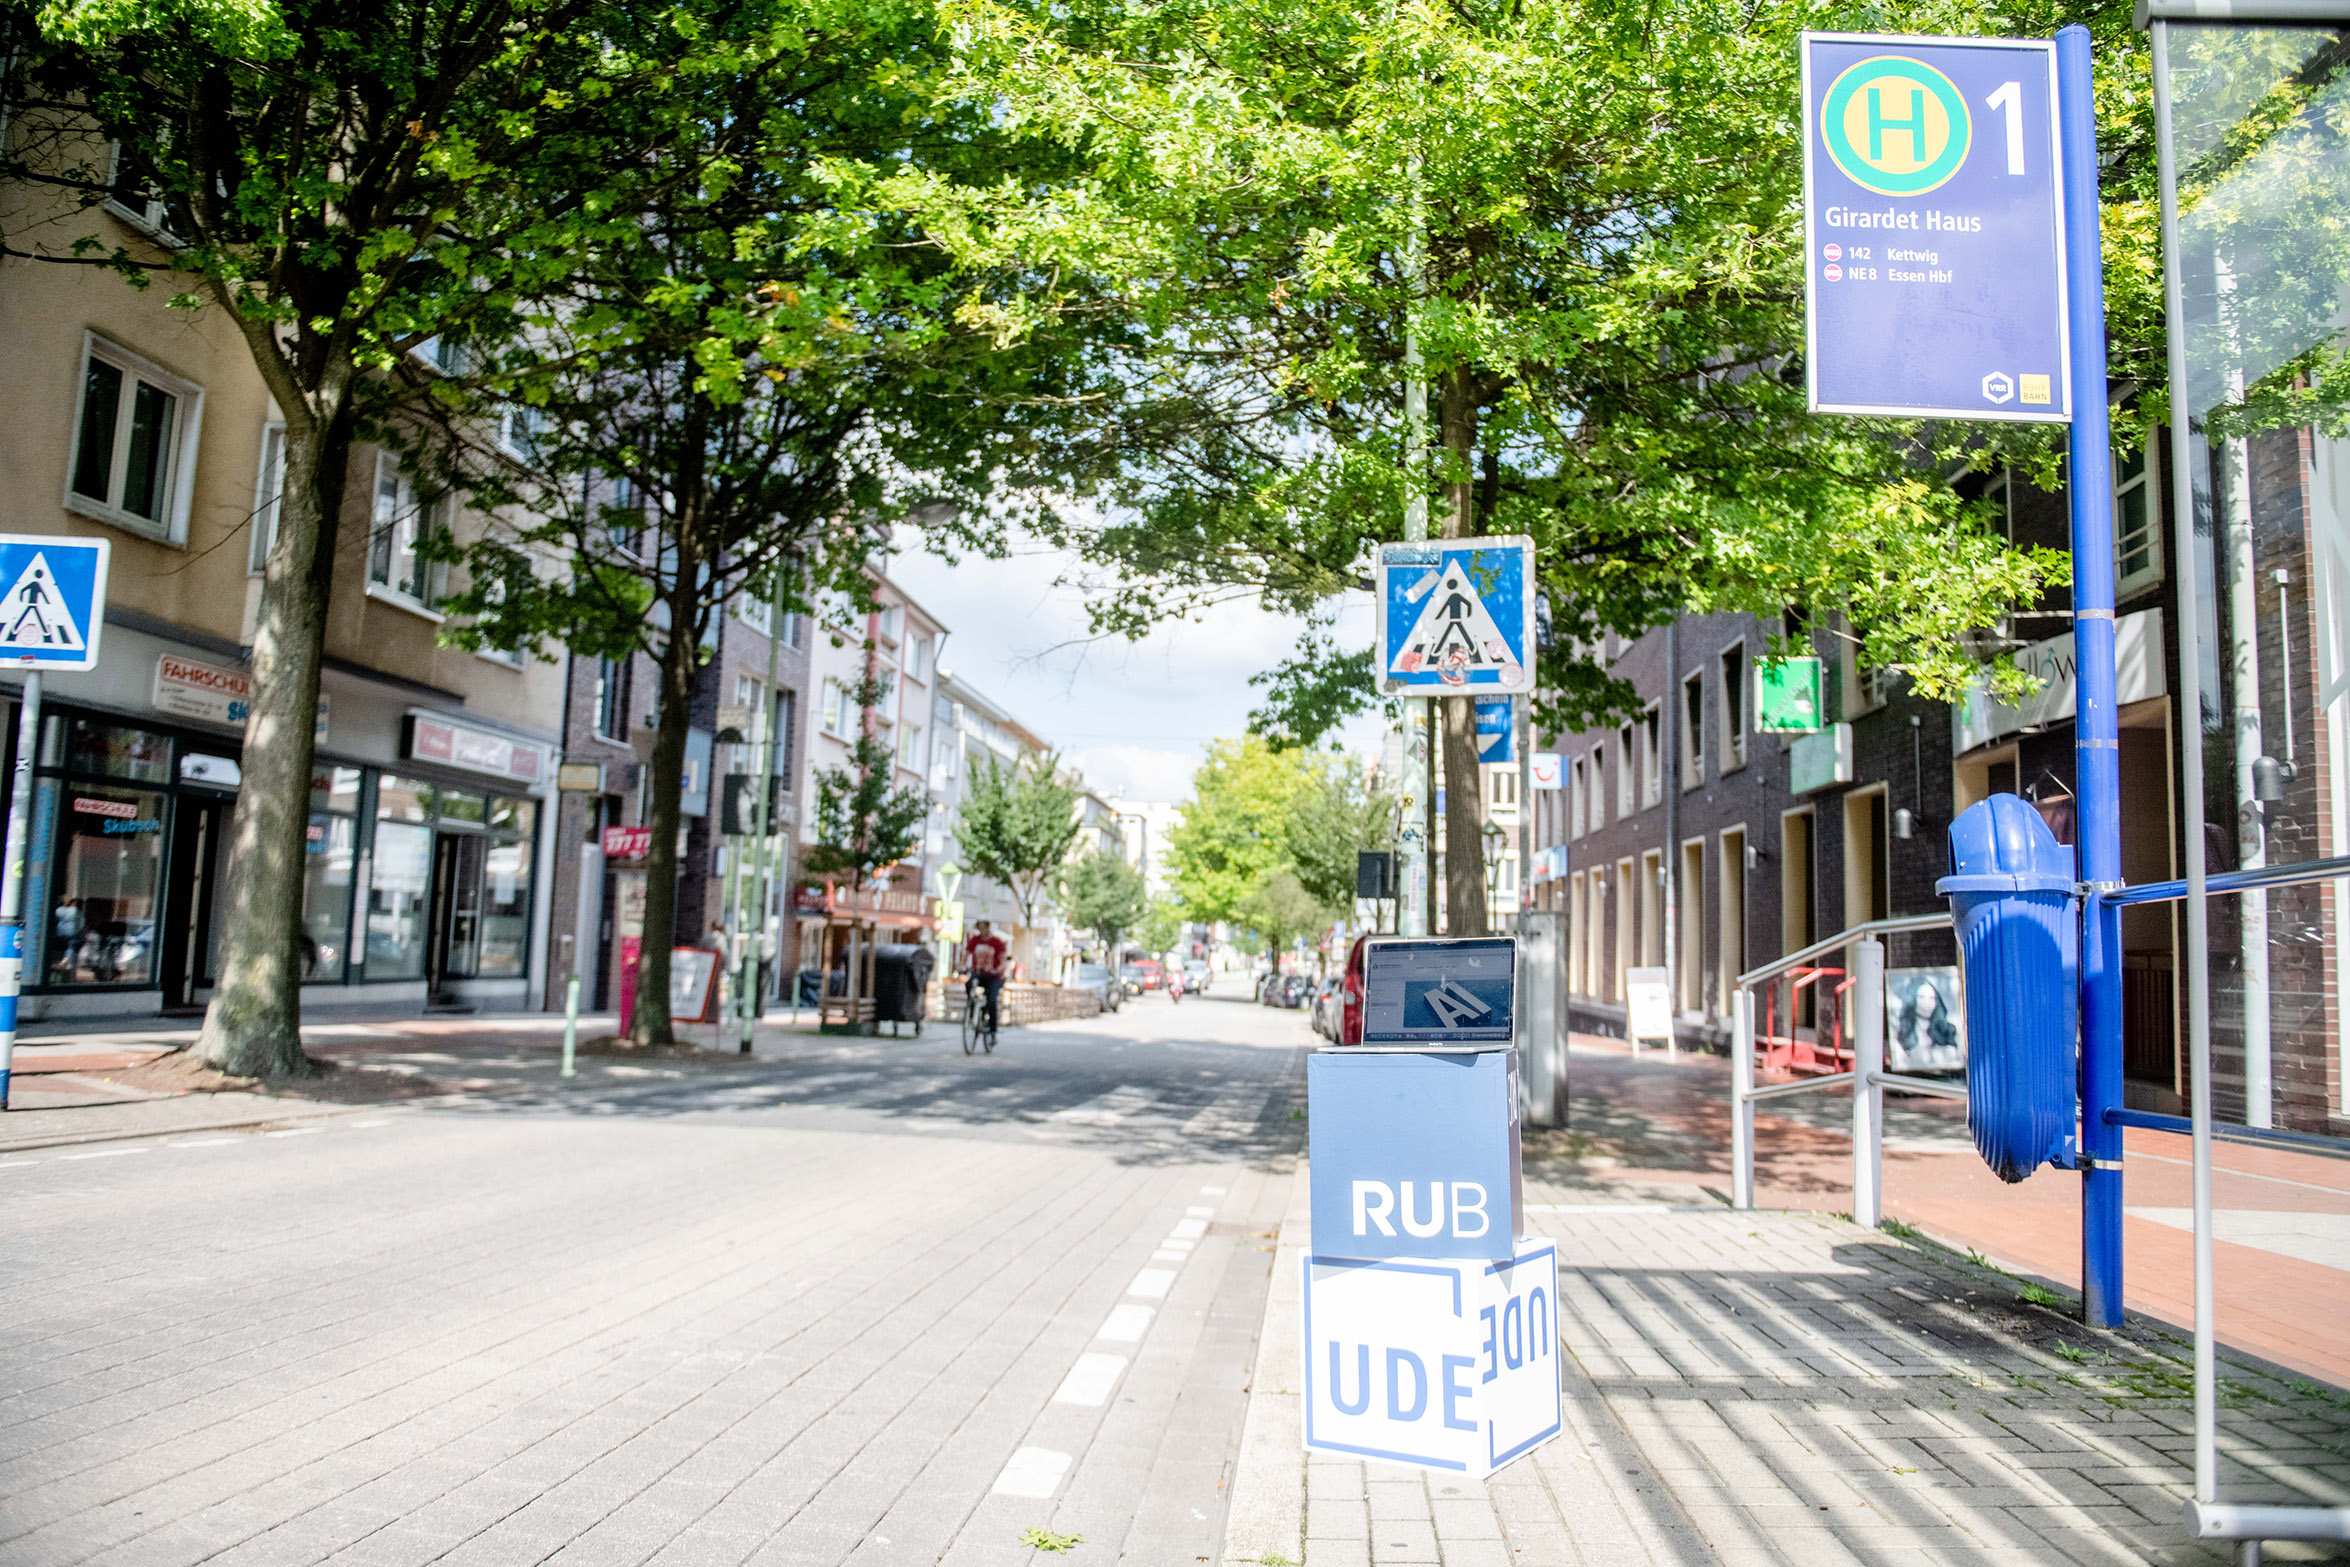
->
<box><xmin>1936</xmin><ymin>795</ymin><xmax>2077</xmax><ymax>1183</ymax></box>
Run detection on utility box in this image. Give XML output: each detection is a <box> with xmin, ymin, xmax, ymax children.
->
<box><xmin>1936</xmin><ymin>795</ymin><xmax>2078</xmax><ymax>1183</ymax></box>
<box><xmin>1516</xmin><ymin>910</ymin><xmax>1568</xmax><ymax>1129</ymax></box>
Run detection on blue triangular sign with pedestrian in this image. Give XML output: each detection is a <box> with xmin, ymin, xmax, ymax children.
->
<box><xmin>0</xmin><ymin>536</ymin><xmax>110</xmax><ymax>671</ymax></box>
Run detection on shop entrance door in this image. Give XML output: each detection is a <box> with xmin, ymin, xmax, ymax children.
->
<box><xmin>426</xmin><ymin>831</ymin><xmax>485</xmax><ymax>1006</ymax></box>
<box><xmin>160</xmin><ymin>797</ymin><xmax>229</xmax><ymax>1011</ymax></box>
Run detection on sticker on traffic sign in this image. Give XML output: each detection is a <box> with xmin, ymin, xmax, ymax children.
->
<box><xmin>0</xmin><ymin>537</ymin><xmax>108</xmax><ymax>671</ymax></box>
<box><xmin>1801</xmin><ymin>33</ymin><xmax>2068</xmax><ymax>422</ymax></box>
<box><xmin>1375</xmin><ymin>538</ymin><xmax>1535</xmax><ymax>694</ymax></box>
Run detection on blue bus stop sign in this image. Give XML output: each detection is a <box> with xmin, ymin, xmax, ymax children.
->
<box><xmin>0</xmin><ymin>536</ymin><xmax>109</xmax><ymax>671</ymax></box>
<box><xmin>1802</xmin><ymin>34</ymin><xmax>2069</xmax><ymax>422</ymax></box>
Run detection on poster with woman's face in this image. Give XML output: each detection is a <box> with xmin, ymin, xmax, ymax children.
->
<box><xmin>1885</xmin><ymin>966</ymin><xmax>1966</xmax><ymax>1074</ymax></box>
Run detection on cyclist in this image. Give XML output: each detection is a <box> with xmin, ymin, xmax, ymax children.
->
<box><xmin>960</xmin><ymin>919</ymin><xmax>1009</xmax><ymax>1041</ymax></box>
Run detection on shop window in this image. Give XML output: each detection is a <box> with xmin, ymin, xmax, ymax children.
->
<box><xmin>46</xmin><ymin>785</ymin><xmax>166</xmax><ymax>986</ymax></box>
<box><xmin>368</xmin><ymin>817</ymin><xmax>432</xmax><ymax>981</ymax></box>
<box><xmin>51</xmin><ymin>718</ymin><xmax>171</xmax><ymax>784</ymax></box>
<box><xmin>68</xmin><ymin>334</ymin><xmax>202</xmax><ymax>543</ymax></box>
<box><xmin>480</xmin><ymin>797</ymin><xmax>537</xmax><ymax>978</ymax></box>
<box><xmin>303</xmin><ymin>815</ymin><xmax>355</xmax><ymax>982</ymax></box>
<box><xmin>375</xmin><ymin>774</ymin><xmax>435</xmax><ymax>824</ymax></box>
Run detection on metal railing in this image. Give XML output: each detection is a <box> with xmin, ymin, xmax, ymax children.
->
<box><xmin>1730</xmin><ymin>913</ymin><xmax>1955</xmax><ymax>1217</ymax></box>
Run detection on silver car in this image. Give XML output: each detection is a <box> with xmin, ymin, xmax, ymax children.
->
<box><xmin>1074</xmin><ymin>962</ymin><xmax>1123</xmax><ymax>1013</ymax></box>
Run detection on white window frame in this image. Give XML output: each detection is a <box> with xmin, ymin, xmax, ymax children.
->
<box><xmin>365</xmin><ymin>453</ymin><xmax>449</xmax><ymax>619</ymax></box>
<box><xmin>821</xmin><ymin>677</ymin><xmax>849</xmax><ymax>738</ymax></box>
<box><xmin>1719</xmin><ymin>639</ymin><xmax>1748</xmax><ymax>774</ymax></box>
<box><xmin>104</xmin><ymin>140</ymin><xmax>182</xmax><ymax>244</ymax></box>
<box><xmin>65</xmin><ymin>332</ymin><xmax>204</xmax><ymax>544</ymax></box>
<box><xmin>594</xmin><ymin>657</ymin><xmax>627</xmax><ymax>742</ymax></box>
<box><xmin>1639</xmin><ymin>706</ymin><xmax>1663</xmax><ymax>808</ymax></box>
<box><xmin>496</xmin><ymin>404</ymin><xmax>544</xmax><ymax>462</ymax></box>
<box><xmin>1588</xmin><ymin>744</ymin><xmax>1608</xmax><ymax>831</ymax></box>
<box><xmin>1569</xmin><ymin>757</ymin><xmax>1587</xmax><ymax>839</ymax></box>
<box><xmin>2114</xmin><ymin>439</ymin><xmax>2163</xmax><ymax>600</ymax></box>
<box><xmin>1680</xmin><ymin>671</ymin><xmax>1705</xmax><ymax>790</ymax></box>
<box><xmin>249</xmin><ymin>420</ymin><xmax>286</xmax><ymax>573</ymax></box>
<box><xmin>898</xmin><ymin>721</ymin><xmax>924</xmax><ymax>770</ymax></box>
<box><xmin>1617</xmin><ymin>724</ymin><xmax>1636</xmax><ymax>818</ymax></box>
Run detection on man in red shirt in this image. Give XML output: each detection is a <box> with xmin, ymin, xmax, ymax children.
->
<box><xmin>961</xmin><ymin>920</ymin><xmax>1009</xmax><ymax>1035</ymax></box>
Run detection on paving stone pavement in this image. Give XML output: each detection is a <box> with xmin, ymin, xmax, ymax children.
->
<box><xmin>0</xmin><ymin>993</ymin><xmax>1311</xmax><ymax>1566</ymax></box>
<box><xmin>1227</xmin><ymin>1168</ymin><xmax>2350</xmax><ymax>1566</ymax></box>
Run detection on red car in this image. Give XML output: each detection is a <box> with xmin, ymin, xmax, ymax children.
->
<box><xmin>1121</xmin><ymin>957</ymin><xmax>1164</xmax><ymax>994</ymax></box>
<box><xmin>1339</xmin><ymin>934</ymin><xmax>1368</xmax><ymax>1046</ymax></box>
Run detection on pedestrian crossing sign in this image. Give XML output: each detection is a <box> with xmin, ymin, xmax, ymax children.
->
<box><xmin>1375</xmin><ymin>538</ymin><xmax>1535</xmax><ymax>694</ymax></box>
<box><xmin>0</xmin><ymin>536</ymin><xmax>108</xmax><ymax>671</ymax></box>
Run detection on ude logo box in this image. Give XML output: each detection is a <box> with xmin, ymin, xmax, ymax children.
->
<box><xmin>1308</xmin><ymin>1048</ymin><xmax>1524</xmax><ymax>1263</ymax></box>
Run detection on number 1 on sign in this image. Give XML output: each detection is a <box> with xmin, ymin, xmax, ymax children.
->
<box><xmin>1986</xmin><ymin>81</ymin><xmax>2025</xmax><ymax>175</ymax></box>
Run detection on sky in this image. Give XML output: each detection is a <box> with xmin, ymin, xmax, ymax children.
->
<box><xmin>889</xmin><ymin>529</ymin><xmax>1387</xmax><ymax>807</ymax></box>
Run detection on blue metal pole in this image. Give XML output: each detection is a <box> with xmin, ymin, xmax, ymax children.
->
<box><xmin>2057</xmin><ymin>23</ymin><xmax>2125</xmax><ymax>1329</ymax></box>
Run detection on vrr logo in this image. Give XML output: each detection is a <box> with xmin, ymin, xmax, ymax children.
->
<box><xmin>1981</xmin><ymin>371</ymin><xmax>2015</xmax><ymax>405</ymax></box>
<box><xmin>1821</xmin><ymin>56</ymin><xmax>1972</xmax><ymax>197</ymax></box>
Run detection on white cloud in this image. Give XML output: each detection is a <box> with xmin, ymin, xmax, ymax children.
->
<box><xmin>889</xmin><ymin>528</ymin><xmax>1384</xmax><ymax>804</ymax></box>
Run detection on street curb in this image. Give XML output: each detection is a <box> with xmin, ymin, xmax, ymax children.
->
<box><xmin>0</xmin><ymin>1095</ymin><xmax>456</xmax><ymax>1153</ymax></box>
<box><xmin>1221</xmin><ymin>1158</ymin><xmax>1307</xmax><ymax>1567</ymax></box>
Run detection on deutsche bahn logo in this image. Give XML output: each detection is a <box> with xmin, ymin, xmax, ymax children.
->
<box><xmin>1821</xmin><ymin>56</ymin><xmax>1971</xmax><ymax>197</ymax></box>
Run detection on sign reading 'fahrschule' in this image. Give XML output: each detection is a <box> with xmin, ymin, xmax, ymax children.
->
<box><xmin>1802</xmin><ymin>33</ymin><xmax>2069</xmax><ymax>422</ymax></box>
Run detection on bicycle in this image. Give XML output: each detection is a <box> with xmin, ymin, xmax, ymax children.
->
<box><xmin>962</xmin><ymin>974</ymin><xmax>999</xmax><ymax>1056</ymax></box>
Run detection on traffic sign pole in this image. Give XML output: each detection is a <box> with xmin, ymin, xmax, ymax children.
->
<box><xmin>0</xmin><ymin>672</ymin><xmax>38</xmax><ymax>1109</ymax></box>
<box><xmin>2056</xmin><ymin>22</ymin><xmax>2125</xmax><ymax>1330</ymax></box>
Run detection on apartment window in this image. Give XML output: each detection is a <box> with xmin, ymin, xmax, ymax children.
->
<box><xmin>781</xmin><ymin>610</ymin><xmax>806</xmax><ymax>650</ymax></box>
<box><xmin>1616</xmin><ymin>725</ymin><xmax>1635</xmax><ymax>817</ymax></box>
<box><xmin>594</xmin><ymin>657</ymin><xmax>627</xmax><ymax>741</ymax></box>
<box><xmin>1640</xmin><ymin>708</ymin><xmax>1662</xmax><ymax>807</ymax></box>
<box><xmin>366</xmin><ymin>455</ymin><xmax>448</xmax><ymax>609</ymax></box>
<box><xmin>2114</xmin><ymin>442</ymin><xmax>2162</xmax><ymax>598</ymax></box>
<box><xmin>68</xmin><ymin>335</ymin><xmax>202</xmax><ymax>542</ymax></box>
<box><xmin>249</xmin><ymin>422</ymin><xmax>286</xmax><ymax>572</ymax></box>
<box><xmin>774</xmin><ymin>688</ymin><xmax>797</xmax><ymax>777</ymax></box>
<box><xmin>604</xmin><ymin>476</ymin><xmax>645</xmax><ymax>557</ymax></box>
<box><xmin>874</xmin><ymin>674</ymin><xmax>900</xmax><ymax>723</ymax></box>
<box><xmin>907</xmin><ymin>633</ymin><xmax>932</xmax><ymax>683</ymax></box>
<box><xmin>1680</xmin><ymin>672</ymin><xmax>1705</xmax><ymax>789</ymax></box>
<box><xmin>1569</xmin><ymin>758</ymin><xmax>1587</xmax><ymax>838</ymax></box>
<box><xmin>898</xmin><ymin>722</ymin><xmax>924</xmax><ymax>770</ymax></box>
<box><xmin>877</xmin><ymin>603</ymin><xmax>904</xmax><ymax>643</ymax></box>
<box><xmin>1588</xmin><ymin>746</ymin><xmax>1607</xmax><ymax>831</ymax></box>
<box><xmin>821</xmin><ymin>678</ymin><xmax>850</xmax><ymax>737</ymax></box>
<box><xmin>497</xmin><ymin>404</ymin><xmax>543</xmax><ymax>461</ymax></box>
<box><xmin>105</xmin><ymin>140</ymin><xmax>185</xmax><ymax>240</ymax></box>
<box><xmin>1719</xmin><ymin>643</ymin><xmax>1747</xmax><ymax>772</ymax></box>
<box><xmin>1490</xmin><ymin>766</ymin><xmax>1517</xmax><ymax>807</ymax></box>
<box><xmin>735</xmin><ymin>581</ymin><xmax>774</xmax><ymax>635</ymax></box>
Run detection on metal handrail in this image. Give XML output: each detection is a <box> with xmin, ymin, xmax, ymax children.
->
<box><xmin>1735</xmin><ymin>913</ymin><xmax>1950</xmax><ymax>988</ymax></box>
<box><xmin>2100</xmin><ymin>852</ymin><xmax>2350</xmax><ymax>907</ymax></box>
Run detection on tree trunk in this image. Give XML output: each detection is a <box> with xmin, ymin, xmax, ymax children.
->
<box><xmin>196</xmin><ymin>384</ymin><xmax>352</xmax><ymax>1079</ymax></box>
<box><xmin>629</xmin><ymin>550</ymin><xmax>704</xmax><ymax>1047</ymax></box>
<box><xmin>1437</xmin><ymin>367</ymin><xmax>1488</xmax><ymax>937</ymax></box>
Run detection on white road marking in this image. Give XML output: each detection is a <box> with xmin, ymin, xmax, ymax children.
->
<box><xmin>345</xmin><ymin>1119</ymin><xmax>396</xmax><ymax>1128</ymax></box>
<box><xmin>1168</xmin><ymin>1217</ymin><xmax>1207</xmax><ymax>1240</ymax></box>
<box><xmin>1200</xmin><ymin>1185</ymin><xmax>1227</xmax><ymax>1195</ymax></box>
<box><xmin>166</xmin><ymin>1138</ymin><xmax>238</xmax><ymax>1149</ymax></box>
<box><xmin>1159</xmin><ymin>1236</ymin><xmax>1196</xmax><ymax>1252</ymax></box>
<box><xmin>263</xmin><ymin>1128</ymin><xmax>322</xmax><ymax>1138</ymax></box>
<box><xmin>1097</xmin><ymin>1304</ymin><xmax>1154</xmax><ymax>1342</ymax></box>
<box><xmin>0</xmin><ymin>1160</ymin><xmax>39</xmax><ymax>1170</ymax></box>
<box><xmin>59</xmin><ymin>1148</ymin><xmax>143</xmax><ymax>1160</ymax></box>
<box><xmin>991</xmin><ymin>1447</ymin><xmax>1071</xmax><ymax>1498</ymax></box>
<box><xmin>1127</xmin><ymin>1267</ymin><xmax>1176</xmax><ymax>1299</ymax></box>
<box><xmin>1051</xmin><ymin>1352</ymin><xmax>1129</xmax><ymax>1406</ymax></box>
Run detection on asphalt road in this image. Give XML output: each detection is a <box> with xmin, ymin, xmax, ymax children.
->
<box><xmin>0</xmin><ymin>988</ymin><xmax>1313</xmax><ymax>1567</ymax></box>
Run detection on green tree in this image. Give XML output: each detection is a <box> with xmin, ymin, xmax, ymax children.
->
<box><xmin>0</xmin><ymin>0</ymin><xmax>682</xmax><ymax>1075</ymax></box>
<box><xmin>802</xmin><ymin>662</ymin><xmax>929</xmax><ymax>893</ymax></box>
<box><xmin>424</xmin><ymin>4</ymin><xmax>1077</xmax><ymax>1043</ymax></box>
<box><xmin>1286</xmin><ymin>754</ymin><xmax>1391</xmax><ymax>922</ymax></box>
<box><xmin>954</xmin><ymin>752</ymin><xmax>1082</xmax><ymax>939</ymax></box>
<box><xmin>879</xmin><ymin>0</ymin><xmax>2151</xmax><ymax>939</ymax></box>
<box><xmin>1162</xmin><ymin>737</ymin><xmax>1314</xmax><ymax>928</ymax></box>
<box><xmin>1059</xmin><ymin>849</ymin><xmax>1147</xmax><ymax>957</ymax></box>
<box><xmin>1135</xmin><ymin>894</ymin><xmax>1184</xmax><ymax>960</ymax></box>
<box><xmin>1236</xmin><ymin>870</ymin><xmax>1326</xmax><ymax>971</ymax></box>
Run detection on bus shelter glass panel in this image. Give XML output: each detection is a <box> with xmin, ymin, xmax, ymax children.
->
<box><xmin>46</xmin><ymin>785</ymin><xmax>165</xmax><ymax>985</ymax></box>
<box><xmin>2160</xmin><ymin>20</ymin><xmax>2350</xmax><ymax>1129</ymax></box>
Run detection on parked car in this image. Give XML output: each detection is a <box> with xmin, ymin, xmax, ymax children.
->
<box><xmin>1279</xmin><ymin>973</ymin><xmax>1311</xmax><ymax>1009</ymax></box>
<box><xmin>1129</xmin><ymin>957</ymin><xmax>1165</xmax><ymax>991</ymax></box>
<box><xmin>1074</xmin><ymin>962</ymin><xmax>1122</xmax><ymax>1013</ymax></box>
<box><xmin>1309</xmin><ymin>977</ymin><xmax>1344</xmax><ymax>1038</ymax></box>
<box><xmin>1340</xmin><ymin>933</ymin><xmax>1368</xmax><ymax>1046</ymax></box>
<box><xmin>1182</xmin><ymin>958</ymin><xmax>1211</xmax><ymax>994</ymax></box>
<box><xmin>1257</xmin><ymin>969</ymin><xmax>1285</xmax><ymax>1005</ymax></box>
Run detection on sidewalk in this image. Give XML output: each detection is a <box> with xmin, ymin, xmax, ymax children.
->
<box><xmin>1225</xmin><ymin>1161</ymin><xmax>2350</xmax><ymax>1566</ymax></box>
<box><xmin>1549</xmin><ymin>1035</ymin><xmax>2350</xmax><ymax>1391</ymax></box>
